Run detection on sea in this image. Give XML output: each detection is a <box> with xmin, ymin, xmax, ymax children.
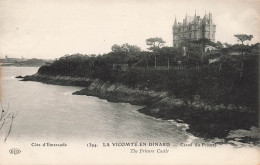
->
<box><xmin>0</xmin><ymin>66</ymin><xmax>198</xmax><ymax>143</ymax></box>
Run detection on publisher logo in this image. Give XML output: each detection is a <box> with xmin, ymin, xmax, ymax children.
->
<box><xmin>9</xmin><ymin>148</ymin><xmax>21</xmax><ymax>155</ymax></box>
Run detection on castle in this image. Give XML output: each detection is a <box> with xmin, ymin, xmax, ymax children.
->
<box><xmin>172</xmin><ymin>12</ymin><xmax>216</xmax><ymax>47</ymax></box>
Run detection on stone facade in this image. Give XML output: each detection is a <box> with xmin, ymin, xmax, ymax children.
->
<box><xmin>173</xmin><ymin>12</ymin><xmax>216</xmax><ymax>47</ymax></box>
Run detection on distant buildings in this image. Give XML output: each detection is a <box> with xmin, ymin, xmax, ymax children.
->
<box><xmin>173</xmin><ymin>12</ymin><xmax>216</xmax><ymax>47</ymax></box>
<box><xmin>0</xmin><ymin>55</ymin><xmax>25</xmax><ymax>63</ymax></box>
<box><xmin>0</xmin><ymin>55</ymin><xmax>52</xmax><ymax>66</ymax></box>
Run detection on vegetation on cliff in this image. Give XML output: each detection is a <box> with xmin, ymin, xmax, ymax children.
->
<box><xmin>22</xmin><ymin>35</ymin><xmax>259</xmax><ymax>142</ymax></box>
<box><xmin>37</xmin><ymin>37</ymin><xmax>259</xmax><ymax>111</ymax></box>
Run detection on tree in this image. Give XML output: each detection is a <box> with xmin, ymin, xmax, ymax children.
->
<box><xmin>196</xmin><ymin>38</ymin><xmax>212</xmax><ymax>51</ymax></box>
<box><xmin>146</xmin><ymin>37</ymin><xmax>165</xmax><ymax>68</ymax></box>
<box><xmin>223</xmin><ymin>42</ymin><xmax>232</xmax><ymax>48</ymax></box>
<box><xmin>160</xmin><ymin>47</ymin><xmax>178</xmax><ymax>69</ymax></box>
<box><xmin>233</xmin><ymin>34</ymin><xmax>253</xmax><ymax>79</ymax></box>
<box><xmin>234</xmin><ymin>34</ymin><xmax>253</xmax><ymax>45</ymax></box>
<box><xmin>216</xmin><ymin>41</ymin><xmax>224</xmax><ymax>49</ymax></box>
<box><xmin>112</xmin><ymin>43</ymin><xmax>141</xmax><ymax>54</ymax></box>
<box><xmin>121</xmin><ymin>43</ymin><xmax>141</xmax><ymax>54</ymax></box>
<box><xmin>138</xmin><ymin>51</ymin><xmax>152</xmax><ymax>68</ymax></box>
<box><xmin>178</xmin><ymin>40</ymin><xmax>203</xmax><ymax>67</ymax></box>
<box><xmin>111</xmin><ymin>44</ymin><xmax>123</xmax><ymax>52</ymax></box>
<box><xmin>110</xmin><ymin>43</ymin><xmax>141</xmax><ymax>64</ymax></box>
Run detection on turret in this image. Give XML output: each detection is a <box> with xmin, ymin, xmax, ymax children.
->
<box><xmin>202</xmin><ymin>12</ymin><xmax>209</xmax><ymax>24</ymax></box>
<box><xmin>209</xmin><ymin>12</ymin><xmax>213</xmax><ymax>24</ymax></box>
<box><xmin>183</xmin><ymin>12</ymin><xmax>188</xmax><ymax>25</ymax></box>
<box><xmin>174</xmin><ymin>16</ymin><xmax>177</xmax><ymax>27</ymax></box>
<box><xmin>193</xmin><ymin>10</ymin><xmax>198</xmax><ymax>24</ymax></box>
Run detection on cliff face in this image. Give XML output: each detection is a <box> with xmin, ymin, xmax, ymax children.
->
<box><xmin>22</xmin><ymin>73</ymin><xmax>259</xmax><ymax>143</ymax></box>
<box><xmin>23</xmin><ymin>73</ymin><xmax>252</xmax><ymax>112</ymax></box>
<box><xmin>22</xmin><ymin>74</ymin><xmax>92</xmax><ymax>86</ymax></box>
<box><xmin>72</xmin><ymin>79</ymin><xmax>258</xmax><ymax>140</ymax></box>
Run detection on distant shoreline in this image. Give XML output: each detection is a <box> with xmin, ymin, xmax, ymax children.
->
<box><xmin>1</xmin><ymin>64</ymin><xmax>42</xmax><ymax>67</ymax></box>
<box><xmin>21</xmin><ymin>73</ymin><xmax>259</xmax><ymax>145</ymax></box>
<box><xmin>0</xmin><ymin>58</ymin><xmax>53</xmax><ymax>67</ymax></box>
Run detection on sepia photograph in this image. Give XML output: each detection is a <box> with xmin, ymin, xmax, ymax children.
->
<box><xmin>0</xmin><ymin>0</ymin><xmax>259</xmax><ymax>164</ymax></box>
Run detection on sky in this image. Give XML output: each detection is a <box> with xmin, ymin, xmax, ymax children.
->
<box><xmin>0</xmin><ymin>0</ymin><xmax>259</xmax><ymax>59</ymax></box>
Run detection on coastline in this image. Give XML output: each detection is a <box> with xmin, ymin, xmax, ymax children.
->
<box><xmin>1</xmin><ymin>65</ymin><xmax>43</xmax><ymax>67</ymax></box>
<box><xmin>21</xmin><ymin>73</ymin><xmax>259</xmax><ymax>145</ymax></box>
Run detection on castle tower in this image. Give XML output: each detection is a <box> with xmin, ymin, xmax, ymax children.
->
<box><xmin>193</xmin><ymin>11</ymin><xmax>198</xmax><ymax>24</ymax></box>
<box><xmin>173</xmin><ymin>11</ymin><xmax>216</xmax><ymax>47</ymax></box>
<box><xmin>172</xmin><ymin>16</ymin><xmax>178</xmax><ymax>47</ymax></box>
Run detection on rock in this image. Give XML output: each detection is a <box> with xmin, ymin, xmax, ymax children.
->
<box><xmin>214</xmin><ymin>104</ymin><xmax>226</xmax><ymax>111</ymax></box>
<box><xmin>191</xmin><ymin>101</ymin><xmax>205</xmax><ymax>109</ymax></box>
<box><xmin>204</xmin><ymin>105</ymin><xmax>212</xmax><ymax>111</ymax></box>
<box><xmin>227</xmin><ymin>104</ymin><xmax>236</xmax><ymax>110</ymax></box>
<box><xmin>212</xmin><ymin>138</ymin><xmax>225</xmax><ymax>143</ymax></box>
<box><xmin>150</xmin><ymin>108</ymin><xmax>160</xmax><ymax>114</ymax></box>
<box><xmin>193</xmin><ymin>95</ymin><xmax>200</xmax><ymax>101</ymax></box>
<box><xmin>219</xmin><ymin>104</ymin><xmax>226</xmax><ymax>110</ymax></box>
<box><xmin>172</xmin><ymin>99</ymin><xmax>184</xmax><ymax>107</ymax></box>
<box><xmin>15</xmin><ymin>75</ymin><xmax>24</xmax><ymax>78</ymax></box>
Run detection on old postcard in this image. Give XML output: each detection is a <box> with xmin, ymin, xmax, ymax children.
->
<box><xmin>0</xmin><ymin>0</ymin><xmax>259</xmax><ymax>164</ymax></box>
